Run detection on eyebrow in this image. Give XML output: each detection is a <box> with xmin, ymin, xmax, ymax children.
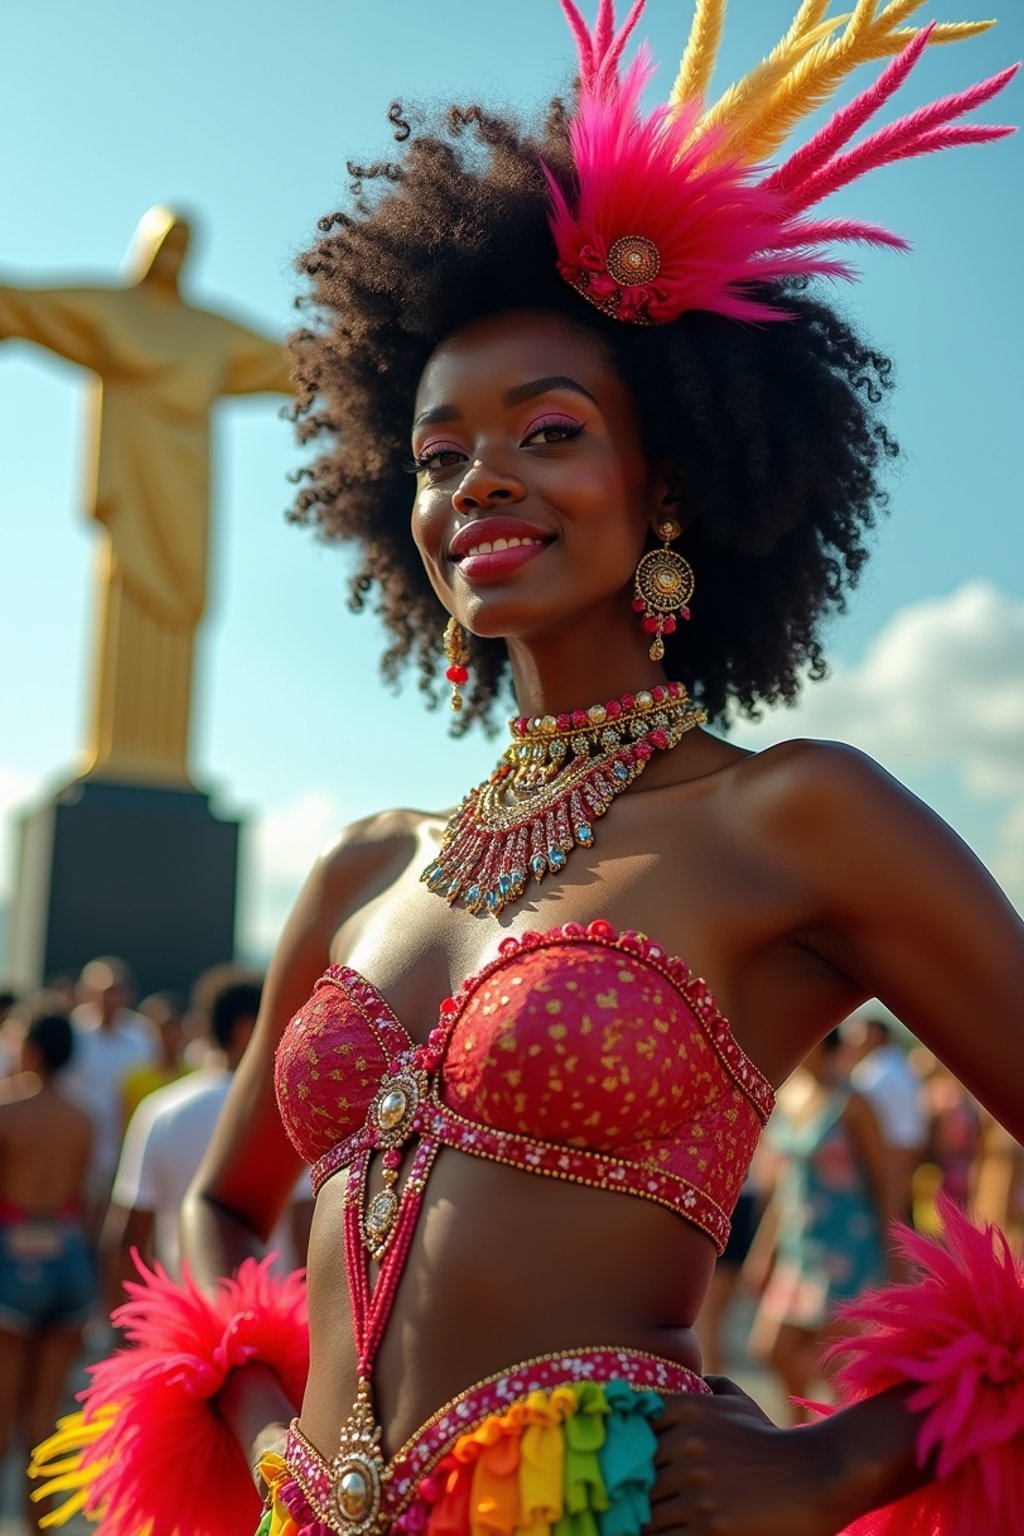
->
<box><xmin>413</xmin><ymin>375</ymin><xmax>600</xmax><ymax>429</ymax></box>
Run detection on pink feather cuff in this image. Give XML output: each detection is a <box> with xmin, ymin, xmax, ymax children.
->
<box><xmin>826</xmin><ymin>1196</ymin><xmax>1024</xmax><ymax>1535</ymax></box>
<box><xmin>29</xmin><ymin>1253</ymin><xmax>309</xmax><ymax>1536</ymax></box>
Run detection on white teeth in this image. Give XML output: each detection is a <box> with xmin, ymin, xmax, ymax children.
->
<box><xmin>461</xmin><ymin>534</ymin><xmax>546</xmax><ymax>558</ymax></box>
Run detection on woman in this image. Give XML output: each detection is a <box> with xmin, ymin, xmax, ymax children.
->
<box><xmin>0</xmin><ymin>1009</ymin><xmax>94</xmax><ymax>1532</ymax></box>
<box><xmin>31</xmin><ymin>5</ymin><xmax>1024</xmax><ymax>1536</ymax></box>
<box><xmin>746</xmin><ymin>1032</ymin><xmax>889</xmax><ymax>1421</ymax></box>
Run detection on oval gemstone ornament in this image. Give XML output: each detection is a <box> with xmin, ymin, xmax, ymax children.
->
<box><xmin>366</xmin><ymin>1188</ymin><xmax>398</xmax><ymax>1245</ymax></box>
<box><xmin>329</xmin><ymin>1383</ymin><xmax>387</xmax><ymax>1534</ymax></box>
<box><xmin>336</xmin><ymin>1465</ymin><xmax>372</xmax><ymax>1522</ymax></box>
<box><xmin>377</xmin><ymin>1088</ymin><xmax>408</xmax><ymax>1132</ymax></box>
<box><xmin>367</xmin><ymin>1069</ymin><xmax>427</xmax><ymax>1149</ymax></box>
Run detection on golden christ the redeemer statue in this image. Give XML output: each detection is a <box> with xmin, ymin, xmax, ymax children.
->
<box><xmin>0</xmin><ymin>206</ymin><xmax>292</xmax><ymax>784</ymax></box>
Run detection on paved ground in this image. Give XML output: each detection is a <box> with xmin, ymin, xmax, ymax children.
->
<box><xmin>1</xmin><ymin>1300</ymin><xmax>788</xmax><ymax>1536</ymax></box>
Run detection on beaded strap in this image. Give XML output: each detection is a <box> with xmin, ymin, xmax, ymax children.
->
<box><xmin>426</xmin><ymin>1097</ymin><xmax>732</xmax><ymax>1251</ymax></box>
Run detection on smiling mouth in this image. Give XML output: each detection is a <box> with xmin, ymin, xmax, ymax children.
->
<box><xmin>456</xmin><ymin>533</ymin><xmax>547</xmax><ymax>560</ymax></box>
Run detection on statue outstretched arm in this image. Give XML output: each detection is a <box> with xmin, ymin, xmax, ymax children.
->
<box><xmin>221</xmin><ymin>319</ymin><xmax>293</xmax><ymax>396</ymax></box>
<box><xmin>0</xmin><ymin>282</ymin><xmax>114</xmax><ymax>371</ymax></box>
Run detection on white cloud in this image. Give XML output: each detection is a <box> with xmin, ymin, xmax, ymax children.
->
<box><xmin>733</xmin><ymin>580</ymin><xmax>1024</xmax><ymax>913</ymax></box>
<box><xmin>0</xmin><ymin>767</ymin><xmax>43</xmax><ymax>900</ymax></box>
<box><xmin>239</xmin><ymin>788</ymin><xmax>345</xmax><ymax>961</ymax></box>
<box><xmin>735</xmin><ymin>581</ymin><xmax>1024</xmax><ymax>794</ymax></box>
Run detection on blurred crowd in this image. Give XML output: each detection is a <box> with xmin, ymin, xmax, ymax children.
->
<box><xmin>694</xmin><ymin>1014</ymin><xmax>1024</xmax><ymax>1420</ymax></box>
<box><xmin>0</xmin><ymin>972</ymin><xmax>1022</xmax><ymax>1527</ymax></box>
<box><xmin>0</xmin><ymin>958</ymin><xmax>312</xmax><ymax>1533</ymax></box>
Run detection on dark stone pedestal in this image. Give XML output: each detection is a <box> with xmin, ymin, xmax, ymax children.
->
<box><xmin>7</xmin><ymin>777</ymin><xmax>241</xmax><ymax>999</ymax></box>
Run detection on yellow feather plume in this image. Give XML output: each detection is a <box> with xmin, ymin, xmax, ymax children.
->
<box><xmin>693</xmin><ymin>1</ymin><xmax>1000</xmax><ymax>169</ymax></box>
<box><xmin>695</xmin><ymin>17</ymin><xmax>848</xmax><ymax>145</ymax></box>
<box><xmin>878</xmin><ymin>0</ymin><xmax>933</xmax><ymax>25</ymax></box>
<box><xmin>672</xmin><ymin>0</ymin><xmax>728</xmax><ymax>106</ymax></box>
<box><xmin>862</xmin><ymin>20</ymin><xmax>996</xmax><ymax>59</ymax></box>
<box><xmin>28</xmin><ymin>1405</ymin><xmax>117</xmax><ymax>1528</ymax></box>
<box><xmin>787</xmin><ymin>0</ymin><xmax>835</xmax><ymax>37</ymax></box>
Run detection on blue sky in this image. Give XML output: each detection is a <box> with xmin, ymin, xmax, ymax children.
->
<box><xmin>1</xmin><ymin>0</ymin><xmax>1022</xmax><ymax>960</ymax></box>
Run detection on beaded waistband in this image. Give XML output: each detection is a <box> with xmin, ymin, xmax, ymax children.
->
<box><xmin>284</xmin><ymin>1346</ymin><xmax>707</xmax><ymax>1531</ymax></box>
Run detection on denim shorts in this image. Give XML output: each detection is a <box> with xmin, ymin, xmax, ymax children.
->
<box><xmin>0</xmin><ymin>1217</ymin><xmax>96</xmax><ymax>1333</ymax></box>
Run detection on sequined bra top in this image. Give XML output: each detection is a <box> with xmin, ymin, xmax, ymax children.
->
<box><xmin>274</xmin><ymin>921</ymin><xmax>774</xmax><ymax>1251</ymax></box>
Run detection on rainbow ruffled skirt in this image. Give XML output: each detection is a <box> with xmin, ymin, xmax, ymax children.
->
<box><xmin>258</xmin><ymin>1378</ymin><xmax>667</xmax><ymax>1536</ymax></box>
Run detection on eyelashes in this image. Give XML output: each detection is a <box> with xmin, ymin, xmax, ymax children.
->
<box><xmin>403</xmin><ymin>445</ymin><xmax>463</xmax><ymax>475</ymax></box>
<box><xmin>404</xmin><ymin>415</ymin><xmax>586</xmax><ymax>476</ymax></box>
<box><xmin>525</xmin><ymin>414</ymin><xmax>585</xmax><ymax>446</ymax></box>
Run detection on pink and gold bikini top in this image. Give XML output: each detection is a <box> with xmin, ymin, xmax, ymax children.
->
<box><xmin>274</xmin><ymin>920</ymin><xmax>774</xmax><ymax>1251</ymax></box>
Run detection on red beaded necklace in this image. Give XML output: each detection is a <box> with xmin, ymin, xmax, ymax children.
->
<box><xmin>422</xmin><ymin>682</ymin><xmax>704</xmax><ymax>917</ymax></box>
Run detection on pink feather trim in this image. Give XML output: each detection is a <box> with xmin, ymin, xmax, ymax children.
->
<box><xmin>791</xmin><ymin>61</ymin><xmax>1019</xmax><ymax>209</ymax></box>
<box><xmin>548</xmin><ymin>2</ymin><xmax>1019</xmax><ymax>327</ymax></box>
<box><xmin>826</xmin><ymin>1197</ymin><xmax>1024</xmax><ymax>1535</ymax></box>
<box><xmin>559</xmin><ymin>0</ymin><xmax>645</xmax><ymax>97</ymax></box>
<box><xmin>74</xmin><ymin>1252</ymin><xmax>308</xmax><ymax>1536</ymax></box>
<box><xmin>764</xmin><ymin>24</ymin><xmax>936</xmax><ymax>199</ymax></box>
<box><xmin>546</xmin><ymin>47</ymin><xmax>855</xmax><ymax>326</ymax></box>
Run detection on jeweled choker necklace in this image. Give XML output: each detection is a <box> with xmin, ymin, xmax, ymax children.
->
<box><xmin>422</xmin><ymin>682</ymin><xmax>705</xmax><ymax>917</ymax></box>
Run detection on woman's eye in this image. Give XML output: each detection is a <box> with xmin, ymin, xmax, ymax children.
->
<box><xmin>405</xmin><ymin>417</ymin><xmax>583</xmax><ymax>475</ymax></box>
<box><xmin>406</xmin><ymin>445</ymin><xmax>466</xmax><ymax>474</ymax></box>
<box><xmin>522</xmin><ymin>416</ymin><xmax>585</xmax><ymax>446</ymax></box>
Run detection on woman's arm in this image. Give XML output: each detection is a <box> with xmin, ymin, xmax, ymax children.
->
<box><xmin>784</xmin><ymin>744</ymin><xmax>1024</xmax><ymax>1513</ymax></box>
<box><xmin>762</xmin><ymin>741</ymin><xmax>1024</xmax><ymax>1136</ymax></box>
<box><xmin>180</xmin><ymin>811</ymin><xmax>419</xmax><ymax>1463</ymax></box>
<box><xmin>650</xmin><ymin>1378</ymin><xmax>927</xmax><ymax>1536</ymax></box>
<box><xmin>661</xmin><ymin>742</ymin><xmax>1024</xmax><ymax>1532</ymax></box>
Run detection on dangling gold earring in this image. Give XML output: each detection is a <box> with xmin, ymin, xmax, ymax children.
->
<box><xmin>443</xmin><ymin>617</ymin><xmax>470</xmax><ymax>711</ymax></box>
<box><xmin>631</xmin><ymin>519</ymin><xmax>695</xmax><ymax>661</ymax></box>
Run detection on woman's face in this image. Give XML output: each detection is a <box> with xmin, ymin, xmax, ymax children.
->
<box><xmin>410</xmin><ymin>309</ymin><xmax>672</xmax><ymax>643</ymax></box>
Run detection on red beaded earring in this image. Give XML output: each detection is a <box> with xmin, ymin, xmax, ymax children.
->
<box><xmin>443</xmin><ymin>617</ymin><xmax>470</xmax><ymax>712</ymax></box>
<box><xmin>631</xmin><ymin>520</ymin><xmax>694</xmax><ymax>661</ymax></box>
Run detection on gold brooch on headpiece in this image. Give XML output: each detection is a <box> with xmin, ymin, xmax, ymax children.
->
<box><xmin>606</xmin><ymin>236</ymin><xmax>661</xmax><ymax>287</ymax></box>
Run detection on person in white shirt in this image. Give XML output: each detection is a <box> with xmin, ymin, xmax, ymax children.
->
<box><xmin>61</xmin><ymin>957</ymin><xmax>159</xmax><ymax>1232</ymax></box>
<box><xmin>102</xmin><ymin>976</ymin><xmax>312</xmax><ymax>1311</ymax></box>
<box><xmin>847</xmin><ymin>1015</ymin><xmax>926</xmax><ymax>1223</ymax></box>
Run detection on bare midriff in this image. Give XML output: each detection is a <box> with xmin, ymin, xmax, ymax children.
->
<box><xmin>298</xmin><ymin>1148</ymin><xmax>715</xmax><ymax>1463</ymax></box>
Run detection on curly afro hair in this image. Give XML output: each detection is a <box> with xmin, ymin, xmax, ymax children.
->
<box><xmin>288</xmin><ymin>95</ymin><xmax>899</xmax><ymax>733</ymax></box>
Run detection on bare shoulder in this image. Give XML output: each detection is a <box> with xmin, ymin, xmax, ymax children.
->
<box><xmin>268</xmin><ymin>805</ymin><xmax>442</xmax><ymax>972</ymax></box>
<box><xmin>726</xmin><ymin>736</ymin><xmax>982</xmax><ymax>900</ymax></box>
<box><xmin>316</xmin><ymin>806</ymin><xmax>439</xmax><ymax>911</ymax></box>
<box><xmin>729</xmin><ymin>736</ymin><xmax>897</xmax><ymax>797</ymax></box>
<box><xmin>719</xmin><ymin>739</ymin><xmax>1024</xmax><ymax>1139</ymax></box>
<box><xmin>724</xmin><ymin>736</ymin><xmax>924</xmax><ymax>836</ymax></box>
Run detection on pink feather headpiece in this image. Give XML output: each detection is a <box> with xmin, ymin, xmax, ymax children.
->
<box><xmin>547</xmin><ymin>0</ymin><xmax>1018</xmax><ymax>325</ymax></box>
